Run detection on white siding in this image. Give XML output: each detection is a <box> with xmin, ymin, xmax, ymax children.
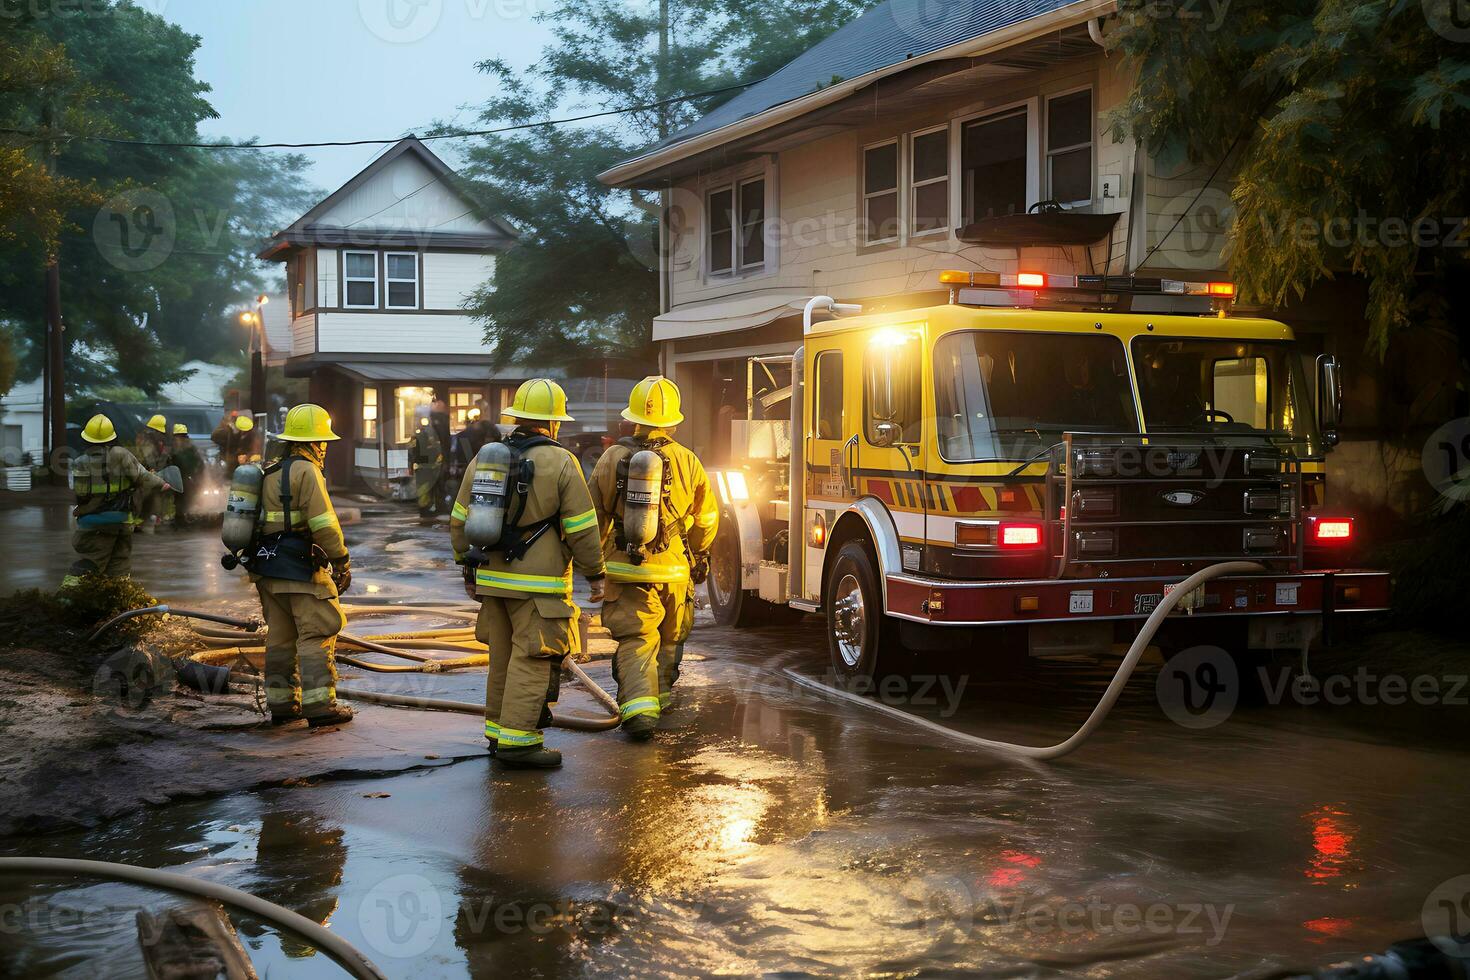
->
<box><xmin>423</xmin><ymin>252</ymin><xmax>494</xmax><ymax>310</ymax></box>
<box><xmin>316</xmin><ymin>248</ymin><xmax>338</xmax><ymax>309</ymax></box>
<box><xmin>316</xmin><ymin>312</ymin><xmax>488</xmax><ymax>355</ymax></box>
<box><xmin>315</xmin><ymin>153</ymin><xmax>502</xmax><ymax>237</ymax></box>
<box><xmin>290</xmin><ymin>314</ymin><xmax>316</xmax><ymax>357</ymax></box>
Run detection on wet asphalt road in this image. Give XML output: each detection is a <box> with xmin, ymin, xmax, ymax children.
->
<box><xmin>2</xmin><ymin>498</ymin><xmax>1469</xmax><ymax>978</ymax></box>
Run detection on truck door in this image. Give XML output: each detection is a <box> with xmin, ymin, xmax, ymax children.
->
<box><xmin>861</xmin><ymin>327</ymin><xmax>927</xmax><ymax>574</ymax></box>
<box><xmin>804</xmin><ymin>346</ymin><xmax>852</xmax><ymax>601</ymax></box>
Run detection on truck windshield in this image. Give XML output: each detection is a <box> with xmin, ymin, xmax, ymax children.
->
<box><xmin>1132</xmin><ymin>337</ymin><xmax>1320</xmax><ymax>450</ymax></box>
<box><xmin>934</xmin><ymin>331</ymin><xmax>1137</xmax><ymax>461</ymax></box>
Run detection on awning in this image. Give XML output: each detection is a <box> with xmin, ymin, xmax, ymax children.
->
<box><xmin>653</xmin><ymin>293</ymin><xmax>812</xmax><ymax>342</ymax></box>
<box><xmin>285</xmin><ymin>355</ymin><xmax>538</xmax><ymax>383</ymax></box>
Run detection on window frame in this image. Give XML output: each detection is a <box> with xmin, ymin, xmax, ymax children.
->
<box><xmin>954</xmin><ymin>97</ymin><xmax>1040</xmax><ymax>226</ymax></box>
<box><xmin>361</xmin><ymin>385</ymin><xmax>379</xmax><ymax>441</ymax></box>
<box><xmin>1044</xmin><ymin>86</ymin><xmax>1094</xmax><ymax>208</ymax></box>
<box><xmin>908</xmin><ymin>124</ymin><xmax>951</xmax><ymax>240</ymax></box>
<box><xmin>706</xmin><ymin>185</ymin><xmax>736</xmax><ymax>276</ymax></box>
<box><xmin>862</xmin><ymin>333</ymin><xmax>924</xmax><ymax>447</ymax></box>
<box><xmin>812</xmin><ymin>349</ymin><xmax>845</xmax><ymax>440</ymax></box>
<box><xmin>737</xmin><ymin>175</ymin><xmax>767</xmax><ymax>271</ymax></box>
<box><xmin>342</xmin><ymin>249</ymin><xmax>379</xmax><ymax>309</ymax></box>
<box><xmin>383</xmin><ymin>251</ymin><xmax>420</xmax><ymax>310</ymax></box>
<box><xmin>861</xmin><ymin>138</ymin><xmax>902</xmax><ymax>247</ymax></box>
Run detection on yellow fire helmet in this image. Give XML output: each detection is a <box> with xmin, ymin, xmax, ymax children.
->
<box><xmin>173</xmin><ymin>423</ymin><xmax>189</xmax><ymax>435</ymax></box>
<box><xmin>145</xmin><ymin>414</ymin><xmax>167</xmax><ymax>434</ymax></box>
<box><xmin>234</xmin><ymin>415</ymin><xmax>255</xmax><ymax>432</ymax></box>
<box><xmin>278</xmin><ymin>403</ymin><xmax>340</xmax><ymax>442</ymax></box>
<box><xmin>505</xmin><ymin>378</ymin><xmax>574</xmax><ymax>422</ymax></box>
<box><xmin>622</xmin><ymin>375</ymin><xmax>683</xmax><ymax>427</ymax></box>
<box><xmin>466</xmin><ymin>407</ymin><xmax>482</xmax><ymax>422</ymax></box>
<box><xmin>81</xmin><ymin>414</ymin><xmax>117</xmax><ymax>444</ymax></box>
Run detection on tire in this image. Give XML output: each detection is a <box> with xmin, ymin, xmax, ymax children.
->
<box><xmin>706</xmin><ymin>507</ymin><xmax>802</xmax><ymax>627</ymax></box>
<box><xmin>824</xmin><ymin>539</ymin><xmax>899</xmax><ymax>685</ymax></box>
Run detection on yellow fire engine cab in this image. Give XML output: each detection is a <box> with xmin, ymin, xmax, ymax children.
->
<box><xmin>706</xmin><ymin>270</ymin><xmax>1390</xmax><ymax>682</ymax></box>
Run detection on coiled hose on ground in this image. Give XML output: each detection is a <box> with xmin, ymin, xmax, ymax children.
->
<box><xmin>90</xmin><ymin>601</ymin><xmax>621</xmax><ymax>730</ymax></box>
<box><xmin>780</xmin><ymin>560</ymin><xmax>1267</xmax><ymax>761</ymax></box>
<box><xmin>0</xmin><ymin>857</ymin><xmax>387</xmax><ymax>980</ymax></box>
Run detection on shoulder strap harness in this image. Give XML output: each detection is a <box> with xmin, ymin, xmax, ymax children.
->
<box><xmin>613</xmin><ymin>436</ymin><xmax>677</xmax><ymax>555</ymax></box>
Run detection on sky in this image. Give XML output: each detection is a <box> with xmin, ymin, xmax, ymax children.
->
<box><xmin>152</xmin><ymin>0</ymin><xmax>557</xmax><ymax>200</ymax></box>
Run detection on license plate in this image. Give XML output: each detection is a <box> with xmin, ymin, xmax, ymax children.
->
<box><xmin>1248</xmin><ymin>617</ymin><xmax>1320</xmax><ymax>650</ymax></box>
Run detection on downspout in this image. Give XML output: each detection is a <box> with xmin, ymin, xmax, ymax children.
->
<box><xmin>1087</xmin><ymin>16</ymin><xmax>1106</xmax><ymax>49</ymax></box>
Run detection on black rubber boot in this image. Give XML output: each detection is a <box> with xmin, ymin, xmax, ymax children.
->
<box><xmin>622</xmin><ymin>715</ymin><xmax>657</xmax><ymax>741</ymax></box>
<box><xmin>495</xmin><ymin>746</ymin><xmax>562</xmax><ymax>769</ymax></box>
<box><xmin>485</xmin><ymin>738</ymin><xmax>498</xmax><ymax>757</ymax></box>
<box><xmin>306</xmin><ymin>704</ymin><xmax>355</xmax><ymax>728</ymax></box>
<box><xmin>268</xmin><ymin>712</ymin><xmax>302</xmax><ymax>727</ymax></box>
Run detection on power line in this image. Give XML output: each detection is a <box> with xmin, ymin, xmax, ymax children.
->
<box><xmin>0</xmin><ymin>75</ymin><xmax>768</xmax><ymax>151</ymax></box>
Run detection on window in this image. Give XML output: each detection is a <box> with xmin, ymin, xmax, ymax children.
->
<box><xmin>933</xmin><ymin>331</ymin><xmax>1136</xmax><ymax>461</ymax></box>
<box><xmin>449</xmin><ymin>388</ymin><xmax>481</xmax><ymax>428</ymax></box>
<box><xmin>738</xmin><ymin>178</ymin><xmax>766</xmax><ymax>269</ymax></box>
<box><xmin>1046</xmin><ymin>89</ymin><xmax>1092</xmax><ymax>206</ymax></box>
<box><xmin>863</xmin><ymin>141</ymin><xmax>900</xmax><ymax>244</ymax></box>
<box><xmin>814</xmin><ymin>351</ymin><xmax>844</xmax><ymax>440</ymax></box>
<box><xmin>362</xmin><ymin>386</ymin><xmax>379</xmax><ymax>440</ymax></box>
<box><xmin>385</xmin><ymin>252</ymin><xmax>419</xmax><ymax>309</ymax></box>
<box><xmin>961</xmin><ymin>108</ymin><xmax>1028</xmax><ymax>222</ymax></box>
<box><xmin>1211</xmin><ymin>357</ymin><xmax>1270</xmax><ymax>430</ymax></box>
<box><xmin>344</xmin><ymin>251</ymin><xmax>378</xmax><ymax>308</ymax></box>
<box><xmin>864</xmin><ymin>332</ymin><xmax>922</xmax><ymax>445</ymax></box>
<box><xmin>707</xmin><ymin>187</ymin><xmax>734</xmax><ymax>274</ymax></box>
<box><xmin>910</xmin><ymin>128</ymin><xmax>949</xmax><ymax>237</ymax></box>
<box><xmin>393</xmin><ymin>385</ymin><xmax>435</xmax><ymax>445</ymax></box>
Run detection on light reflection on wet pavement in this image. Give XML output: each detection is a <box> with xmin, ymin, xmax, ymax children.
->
<box><xmin>2</xmin><ymin>500</ymin><xmax>1468</xmax><ymax>978</ymax></box>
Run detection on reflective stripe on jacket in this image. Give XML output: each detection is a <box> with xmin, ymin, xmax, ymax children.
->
<box><xmin>73</xmin><ymin>445</ymin><xmax>162</xmax><ymax>523</ymax></box>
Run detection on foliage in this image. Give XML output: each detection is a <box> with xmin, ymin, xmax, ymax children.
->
<box><xmin>0</xmin><ymin>3</ymin><xmax>315</xmax><ymax>395</ymax></box>
<box><xmin>456</xmin><ymin>0</ymin><xmax>876</xmax><ymax>367</ymax></box>
<box><xmin>1108</xmin><ymin>0</ymin><xmax>1470</xmax><ymax>354</ymax></box>
<box><xmin>0</xmin><ymin>328</ymin><xmax>15</xmax><ymax>400</ymax></box>
<box><xmin>0</xmin><ymin>574</ymin><xmax>160</xmax><ymax>651</ymax></box>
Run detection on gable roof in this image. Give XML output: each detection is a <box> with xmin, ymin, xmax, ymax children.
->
<box><xmin>259</xmin><ymin>136</ymin><xmax>518</xmax><ymax>260</ymax></box>
<box><xmin>600</xmin><ymin>0</ymin><xmax>1109</xmax><ymax>187</ymax></box>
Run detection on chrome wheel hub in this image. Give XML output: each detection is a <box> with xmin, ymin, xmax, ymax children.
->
<box><xmin>832</xmin><ymin>573</ymin><xmax>865</xmax><ymax>667</ymax></box>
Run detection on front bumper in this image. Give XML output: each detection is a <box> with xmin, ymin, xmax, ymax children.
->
<box><xmin>884</xmin><ymin>569</ymin><xmax>1391</xmax><ymax>627</ymax></box>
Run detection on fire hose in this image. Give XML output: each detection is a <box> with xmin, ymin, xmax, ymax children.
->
<box><xmin>90</xmin><ymin>602</ymin><xmax>622</xmax><ymax>731</ymax></box>
<box><xmin>780</xmin><ymin>560</ymin><xmax>1267</xmax><ymax>761</ymax></box>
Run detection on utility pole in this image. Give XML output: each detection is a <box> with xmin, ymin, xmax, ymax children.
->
<box><xmin>250</xmin><ymin>295</ymin><xmax>268</xmax><ymax>420</ymax></box>
<box><xmin>42</xmin><ymin>102</ymin><xmax>66</xmax><ymax>476</ymax></box>
<box><xmin>657</xmin><ymin>0</ymin><xmax>673</xmax><ymax>317</ymax></box>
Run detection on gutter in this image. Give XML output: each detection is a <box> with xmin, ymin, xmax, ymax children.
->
<box><xmin>598</xmin><ymin>0</ymin><xmax>1117</xmax><ymax>187</ymax></box>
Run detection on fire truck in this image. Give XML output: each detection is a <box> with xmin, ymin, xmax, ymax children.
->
<box><xmin>704</xmin><ymin>270</ymin><xmax>1391</xmax><ymax>682</ymax></box>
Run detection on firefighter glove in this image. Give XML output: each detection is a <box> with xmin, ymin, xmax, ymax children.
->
<box><xmin>330</xmin><ymin>556</ymin><xmax>352</xmax><ymax>594</ymax></box>
<box><xmin>690</xmin><ymin>552</ymin><xmax>710</xmax><ymax>585</ymax></box>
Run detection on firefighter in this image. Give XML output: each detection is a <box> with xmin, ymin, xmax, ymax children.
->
<box><xmin>170</xmin><ymin>423</ymin><xmax>202</xmax><ymax>527</ymax></box>
<box><xmin>212</xmin><ymin>413</ymin><xmax>257</xmax><ymax>475</ymax></box>
<box><xmin>448</xmin><ymin>379</ymin><xmax>605</xmax><ymax>769</ymax></box>
<box><xmin>410</xmin><ymin>402</ymin><xmax>450</xmax><ymax>521</ymax></box>
<box><xmin>452</xmin><ymin>406</ymin><xmax>491</xmax><ymax>481</ymax></box>
<box><xmin>65</xmin><ymin>414</ymin><xmax>169</xmax><ymax>587</ymax></box>
<box><xmin>589</xmin><ymin>376</ymin><xmax>718</xmax><ymax>739</ymax></box>
<box><xmin>249</xmin><ymin>403</ymin><xmax>354</xmax><ymax>728</ymax></box>
<box><xmin>135</xmin><ymin>413</ymin><xmax>170</xmax><ymax>532</ymax></box>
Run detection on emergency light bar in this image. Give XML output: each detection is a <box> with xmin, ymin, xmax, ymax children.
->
<box><xmin>939</xmin><ymin>270</ymin><xmax>1235</xmax><ymax>298</ymax></box>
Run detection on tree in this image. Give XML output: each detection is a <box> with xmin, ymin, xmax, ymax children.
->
<box><xmin>1108</xmin><ymin>0</ymin><xmax>1470</xmax><ymax>354</ymax></box>
<box><xmin>456</xmin><ymin>0</ymin><xmax>877</xmax><ymax>366</ymax></box>
<box><xmin>0</xmin><ymin>3</ymin><xmax>317</xmax><ymax>395</ymax></box>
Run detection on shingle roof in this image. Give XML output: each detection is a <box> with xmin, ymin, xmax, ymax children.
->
<box><xmin>649</xmin><ymin>0</ymin><xmax>1085</xmax><ymax>154</ymax></box>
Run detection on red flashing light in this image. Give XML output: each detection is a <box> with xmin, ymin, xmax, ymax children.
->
<box><xmin>1308</xmin><ymin>516</ymin><xmax>1354</xmax><ymax>544</ymax></box>
<box><xmin>999</xmin><ymin>521</ymin><xmax>1043</xmax><ymax>549</ymax></box>
<box><xmin>1016</xmin><ymin>272</ymin><xmax>1046</xmax><ymax>288</ymax></box>
<box><xmin>1207</xmin><ymin>281</ymin><xmax>1236</xmax><ymax>297</ymax></box>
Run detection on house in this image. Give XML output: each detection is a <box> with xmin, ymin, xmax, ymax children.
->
<box><xmin>0</xmin><ymin>376</ymin><xmax>43</xmax><ymax>465</ymax></box>
<box><xmin>598</xmin><ymin>0</ymin><xmax>1307</xmax><ymax>461</ymax></box>
<box><xmin>258</xmin><ymin>136</ymin><xmax>524</xmax><ymax>490</ymax></box>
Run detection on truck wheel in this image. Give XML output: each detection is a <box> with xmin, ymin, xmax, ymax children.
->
<box><xmin>825</xmin><ymin>539</ymin><xmax>897</xmax><ymax>686</ymax></box>
<box><xmin>706</xmin><ymin>509</ymin><xmax>803</xmax><ymax>627</ymax></box>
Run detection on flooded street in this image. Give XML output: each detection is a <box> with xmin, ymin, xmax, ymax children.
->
<box><xmin>2</xmin><ymin>499</ymin><xmax>1467</xmax><ymax>977</ymax></box>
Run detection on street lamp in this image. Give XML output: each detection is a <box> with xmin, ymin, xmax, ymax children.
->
<box><xmin>240</xmin><ymin>294</ymin><xmax>268</xmax><ymax>419</ymax></box>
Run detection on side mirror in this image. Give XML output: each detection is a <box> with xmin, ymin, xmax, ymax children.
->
<box><xmin>871</xmin><ymin>420</ymin><xmax>900</xmax><ymax>448</ymax></box>
<box><xmin>1316</xmin><ymin>354</ymin><xmax>1342</xmax><ymax>448</ymax></box>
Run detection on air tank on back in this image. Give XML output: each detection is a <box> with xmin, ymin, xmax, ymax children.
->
<box><xmin>221</xmin><ymin>462</ymin><xmax>263</xmax><ymax>552</ymax></box>
<box><xmin>621</xmin><ymin>449</ymin><xmax>663</xmax><ymax>563</ymax></box>
<box><xmin>466</xmin><ymin>441</ymin><xmax>517</xmax><ymax>548</ymax></box>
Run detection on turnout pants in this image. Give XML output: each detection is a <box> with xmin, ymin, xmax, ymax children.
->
<box><xmin>67</xmin><ymin>526</ymin><xmax>135</xmax><ymax>585</ymax></box>
<box><xmin>605</xmin><ymin>581</ymin><xmax>692</xmax><ymax>723</ymax></box>
<box><xmin>256</xmin><ymin>581</ymin><xmax>346</xmax><ymax>720</ymax></box>
<box><xmin>476</xmin><ymin>593</ymin><xmax>577</xmax><ymax>748</ymax></box>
